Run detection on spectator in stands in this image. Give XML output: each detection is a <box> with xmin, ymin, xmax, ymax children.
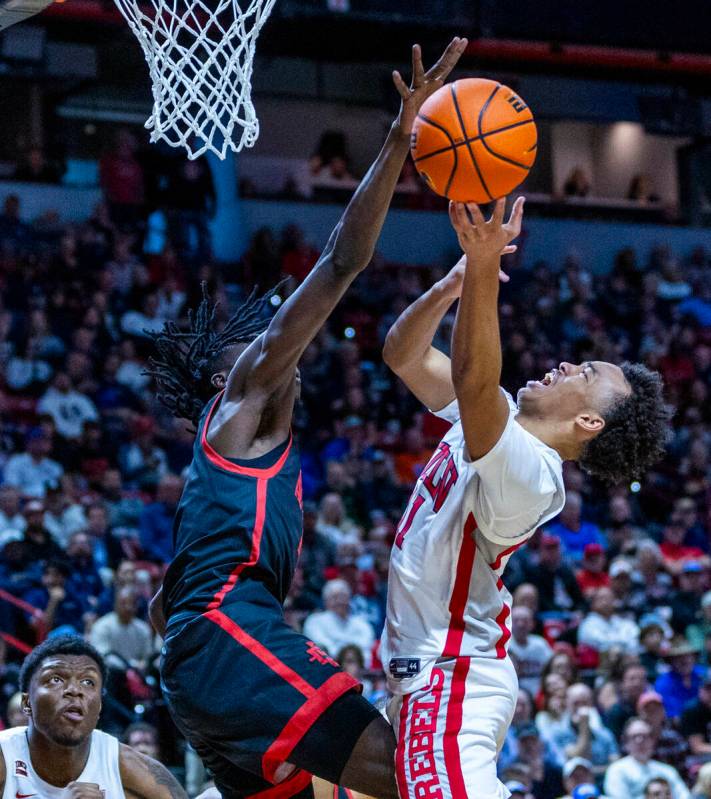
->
<box><xmin>563</xmin><ymin>167</ymin><xmax>591</xmax><ymax>198</ymax></box>
<box><xmin>13</xmin><ymin>147</ymin><xmax>62</xmax><ymax>183</ymax></box>
<box><xmin>315</xmin><ymin>492</ymin><xmax>360</xmax><ymax>548</ymax></box>
<box><xmin>543</xmin><ymin>682</ymin><xmax>619</xmax><ymax>774</ymax></box>
<box><xmin>637</xmin><ymin>615</ymin><xmax>668</xmax><ymax>682</ymax></box>
<box><xmin>23</xmin><ymin>559</ymin><xmax>87</xmax><ymax>636</ymax></box>
<box><xmin>578</xmin><ymin>586</ymin><xmax>640</xmax><ymax>654</ymax></box>
<box><xmin>604</xmin><ymin>719</ymin><xmax>689</xmax><ymax>799</ymax></box>
<box><xmin>0</xmin><ymin>486</ymin><xmax>25</xmax><ymax>541</ymax></box>
<box><xmin>37</xmin><ymin>372</ymin><xmax>99</xmax><ymax>441</ymax></box>
<box><xmin>508</xmin><ymin>605</ymin><xmax>553</xmax><ymax>696</ymax></box>
<box><xmin>547</xmin><ymin>492</ymin><xmax>604</xmax><ymax>563</ymax></box>
<box><xmin>605</xmin><ymin>662</ymin><xmax>650</xmax><ymax>742</ymax></box>
<box><xmin>99</xmin><ymin>129</ymin><xmax>145</xmax><ymax>225</ymax></box>
<box><xmin>524</xmin><ymin>533</ymin><xmax>586</xmax><ymax>614</ymax></box>
<box><xmin>687</xmin><ymin>592</ymin><xmax>711</xmax><ymax>659</ymax></box>
<box><xmin>3</xmin><ymin>428</ymin><xmax>63</xmax><ymax>498</ymax></box>
<box><xmin>636</xmin><ymin>691</ymin><xmax>688</xmax><ymax>771</ymax></box>
<box><xmin>393</xmin><ymin>427</ymin><xmax>429</xmax><ymax>488</ymax></box>
<box><xmin>561</xmin><ymin>757</ymin><xmax>596</xmax><ymax>799</ymax></box>
<box><xmin>608</xmin><ymin>558</ymin><xmax>638</xmax><ymax>616</ymax></box>
<box><xmin>119</xmin><ymin>416</ymin><xmax>169</xmax><ymax>490</ymax></box>
<box><xmin>537</xmin><ymin>673</ymin><xmax>570</xmax><ymax>739</ymax></box>
<box><xmin>139</xmin><ymin>474</ymin><xmax>183</xmax><ymax>564</ymax></box>
<box><xmin>20</xmin><ymin>500</ymin><xmax>63</xmax><ymax>564</ymax></box>
<box><xmin>634</xmin><ymin>540</ymin><xmax>674</xmax><ymax>609</ymax></box>
<box><xmin>654</xmin><ymin>637</ymin><xmax>704</xmax><ymax>720</ymax></box>
<box><xmin>680</xmin><ymin>673</ymin><xmax>711</xmax><ymax>759</ymax></box>
<box><xmin>298</xmin><ymin>500</ymin><xmax>336</xmax><ymax>609</ymax></box>
<box><xmin>576</xmin><ymin>543</ymin><xmax>610</xmax><ymax>598</ymax></box>
<box><xmin>90</xmin><ymin>586</ymin><xmax>153</xmax><ymax>671</ymax></box>
<box><xmin>627</xmin><ymin>174</ymin><xmax>660</xmax><ymax>204</ymax></box>
<box><xmin>659</xmin><ymin>519</ymin><xmax>707</xmax><ymax>577</ymax></box>
<box><xmin>42</xmin><ymin>482</ymin><xmax>87</xmax><ymax>548</ymax></box>
<box><xmin>670</xmin><ymin>561</ymin><xmax>705</xmax><ymax>634</ymax></box>
<box><xmin>646</xmin><ymin>779</ymin><xmax>673</xmax><ymax>799</ymax></box>
<box><xmin>302</xmin><ymin>578</ymin><xmax>374</xmax><ymax>667</ymax></box>
<box><xmin>514</xmin><ymin>723</ymin><xmax>565</xmax><ymax>799</ymax></box>
<box><xmin>124</xmin><ymin>721</ymin><xmax>161</xmax><ymax>760</ymax></box>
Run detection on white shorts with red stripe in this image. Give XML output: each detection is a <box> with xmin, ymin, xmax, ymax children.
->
<box><xmin>388</xmin><ymin>655</ymin><xmax>518</xmax><ymax>799</ymax></box>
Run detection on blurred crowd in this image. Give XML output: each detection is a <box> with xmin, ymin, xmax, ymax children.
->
<box><xmin>0</xmin><ymin>170</ymin><xmax>709</xmax><ymax>798</ymax></box>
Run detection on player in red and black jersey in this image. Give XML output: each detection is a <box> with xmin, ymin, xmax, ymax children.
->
<box><xmin>146</xmin><ymin>37</ymin><xmax>469</xmax><ymax>799</ymax></box>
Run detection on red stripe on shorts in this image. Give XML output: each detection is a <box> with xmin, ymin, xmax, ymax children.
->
<box><xmin>442</xmin><ymin>656</ymin><xmax>470</xmax><ymax>798</ymax></box>
<box><xmin>395</xmin><ymin>694</ymin><xmax>411</xmax><ymax>799</ymax></box>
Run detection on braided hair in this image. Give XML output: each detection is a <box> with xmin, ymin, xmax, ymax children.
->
<box><xmin>146</xmin><ymin>281</ymin><xmax>283</xmax><ymax>427</ymax></box>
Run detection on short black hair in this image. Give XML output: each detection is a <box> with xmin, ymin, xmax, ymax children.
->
<box><xmin>579</xmin><ymin>363</ymin><xmax>671</xmax><ymax>485</ymax></box>
<box><xmin>19</xmin><ymin>635</ymin><xmax>107</xmax><ymax>692</ymax></box>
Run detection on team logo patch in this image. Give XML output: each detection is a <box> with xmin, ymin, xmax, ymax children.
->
<box><xmin>389</xmin><ymin>658</ymin><xmax>421</xmax><ymax>680</ymax></box>
<box><xmin>14</xmin><ymin>761</ymin><xmax>28</xmax><ymax>777</ymax></box>
<box><xmin>306</xmin><ymin>641</ymin><xmax>339</xmax><ymax>668</ymax></box>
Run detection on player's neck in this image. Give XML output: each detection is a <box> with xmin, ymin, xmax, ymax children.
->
<box><xmin>27</xmin><ymin>726</ymin><xmax>92</xmax><ymax>787</ymax></box>
<box><xmin>515</xmin><ymin>414</ymin><xmax>581</xmax><ymax>461</ymax></box>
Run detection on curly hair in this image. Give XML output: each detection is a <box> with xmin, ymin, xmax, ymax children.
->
<box><xmin>145</xmin><ymin>281</ymin><xmax>284</xmax><ymax>427</ymax></box>
<box><xmin>20</xmin><ymin>635</ymin><xmax>107</xmax><ymax>692</ymax></box>
<box><xmin>579</xmin><ymin>362</ymin><xmax>671</xmax><ymax>485</ymax></box>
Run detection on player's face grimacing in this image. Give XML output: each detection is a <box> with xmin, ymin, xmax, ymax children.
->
<box><xmin>24</xmin><ymin>654</ymin><xmax>103</xmax><ymax>747</ymax></box>
<box><xmin>517</xmin><ymin>360</ymin><xmax>630</xmax><ymax>434</ymax></box>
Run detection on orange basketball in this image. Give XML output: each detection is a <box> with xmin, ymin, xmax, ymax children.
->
<box><xmin>410</xmin><ymin>78</ymin><xmax>537</xmax><ymax>203</ymax></box>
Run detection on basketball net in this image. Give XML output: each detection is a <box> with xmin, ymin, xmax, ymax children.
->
<box><xmin>112</xmin><ymin>0</ymin><xmax>277</xmax><ymax>159</ymax></box>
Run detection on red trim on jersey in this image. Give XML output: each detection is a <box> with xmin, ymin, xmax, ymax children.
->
<box><xmin>442</xmin><ymin>514</ymin><xmax>477</xmax><ymax>657</ymax></box>
<box><xmin>333</xmin><ymin>786</ymin><xmax>338</xmax><ymax>799</ymax></box>
<box><xmin>201</xmin><ymin>391</ymin><xmax>293</xmax><ymax>477</ymax></box>
<box><xmin>442</xmin><ymin>656</ymin><xmax>470</xmax><ymax>798</ymax></box>
<box><xmin>488</xmin><ymin>539</ymin><xmax>527</xmax><ymax>572</ymax></box>
<box><xmin>207</xmin><ymin>477</ymin><xmax>268</xmax><ymax>609</ymax></box>
<box><xmin>246</xmin><ymin>768</ymin><xmax>313</xmax><ymax>799</ymax></box>
<box><xmin>261</xmin><ymin>672</ymin><xmax>360</xmax><ymax>783</ymax></box>
<box><xmin>494</xmin><ymin>603</ymin><xmax>512</xmax><ymax>659</ymax></box>
<box><xmin>203</xmin><ymin>608</ymin><xmax>315</xmax><ymax>697</ymax></box>
<box><xmin>496</xmin><ymin>577</ymin><xmax>504</xmax><ymax>591</ymax></box>
<box><xmin>395</xmin><ymin>694</ymin><xmax>411</xmax><ymax>799</ymax></box>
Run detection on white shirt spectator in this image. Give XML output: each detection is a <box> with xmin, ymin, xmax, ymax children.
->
<box><xmin>90</xmin><ymin>588</ymin><xmax>153</xmax><ymax>669</ymax></box>
<box><xmin>38</xmin><ymin>387</ymin><xmax>99</xmax><ymax>439</ymax></box>
<box><xmin>3</xmin><ymin>453</ymin><xmax>63</xmax><ymax>498</ymax></box>
<box><xmin>508</xmin><ymin>633</ymin><xmax>554</xmax><ymax>696</ymax></box>
<box><xmin>578</xmin><ymin>611</ymin><xmax>639</xmax><ymax>654</ymax></box>
<box><xmin>5</xmin><ymin>356</ymin><xmax>52</xmax><ymax>390</ymax></box>
<box><xmin>120</xmin><ymin>310</ymin><xmax>165</xmax><ymax>338</ymax></box>
<box><xmin>302</xmin><ymin>579</ymin><xmax>374</xmax><ymax>667</ymax></box>
<box><xmin>604</xmin><ymin>756</ymin><xmax>689</xmax><ymax>799</ymax></box>
<box><xmin>44</xmin><ymin>504</ymin><xmax>88</xmax><ymax>548</ymax></box>
<box><xmin>116</xmin><ymin>359</ymin><xmax>150</xmax><ymax>393</ymax></box>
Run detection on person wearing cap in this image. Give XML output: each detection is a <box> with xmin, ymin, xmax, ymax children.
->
<box><xmin>546</xmin><ymin>491</ymin><xmax>604</xmax><ymax>564</ymax></box>
<box><xmin>562</xmin><ymin>757</ymin><xmax>595</xmax><ymax>799</ymax></box>
<box><xmin>680</xmin><ymin>672</ymin><xmax>711</xmax><ymax>758</ymax></box>
<box><xmin>608</xmin><ymin>557</ymin><xmax>638</xmax><ymax>617</ymax></box>
<box><xmin>573</xmin><ymin>784</ymin><xmax>602</xmax><ymax>799</ymax></box>
<box><xmin>514</xmin><ymin>722</ymin><xmax>565</xmax><ymax>799</ymax></box>
<box><xmin>543</xmin><ymin>682</ymin><xmax>618</xmax><ymax>774</ymax></box>
<box><xmin>523</xmin><ymin>533</ymin><xmax>586</xmax><ymax>614</ymax></box>
<box><xmin>577</xmin><ymin>586</ymin><xmax>640</xmax><ymax>654</ymax></box>
<box><xmin>2</xmin><ymin>427</ymin><xmax>64</xmax><ymax>499</ymax></box>
<box><xmin>669</xmin><ymin>560</ymin><xmax>705</xmax><ymax>635</ymax></box>
<box><xmin>576</xmin><ymin>543</ymin><xmax>610</xmax><ymax>598</ymax></box>
<box><xmin>659</xmin><ymin>520</ymin><xmax>708</xmax><ymax>578</ymax></box>
<box><xmin>604</xmin><ymin>663</ymin><xmax>650</xmax><ymax>742</ymax></box>
<box><xmin>504</xmin><ymin>780</ymin><xmax>532</xmax><ymax>799</ymax></box>
<box><xmin>604</xmin><ymin>718</ymin><xmax>690</xmax><ymax>799</ymax></box>
<box><xmin>20</xmin><ymin>499</ymin><xmax>64</xmax><ymax>565</ymax></box>
<box><xmin>508</xmin><ymin>605</ymin><xmax>553</xmax><ymax>695</ymax></box>
<box><xmin>654</xmin><ymin>636</ymin><xmax>704</xmax><ymax>719</ymax></box>
<box><xmin>637</xmin><ymin>616</ymin><xmax>669</xmax><ymax>683</ymax></box>
<box><xmin>687</xmin><ymin>591</ymin><xmax>711</xmax><ymax>661</ymax></box>
<box><xmin>636</xmin><ymin>691</ymin><xmax>688</xmax><ymax>771</ymax></box>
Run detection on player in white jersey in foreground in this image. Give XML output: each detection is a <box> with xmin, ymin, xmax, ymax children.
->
<box><xmin>0</xmin><ymin>635</ymin><xmax>187</xmax><ymax>799</ymax></box>
<box><xmin>381</xmin><ymin>197</ymin><xmax>670</xmax><ymax>799</ymax></box>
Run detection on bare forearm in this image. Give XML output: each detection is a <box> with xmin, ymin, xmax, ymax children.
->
<box><xmin>384</xmin><ymin>283</ymin><xmax>454</xmax><ymax>368</ymax></box>
<box><xmin>451</xmin><ymin>255</ymin><xmax>502</xmax><ymax>392</ymax></box>
<box><xmin>329</xmin><ymin>125</ymin><xmax>410</xmax><ymax>274</ymax></box>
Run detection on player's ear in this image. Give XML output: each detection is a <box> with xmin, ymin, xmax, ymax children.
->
<box><xmin>21</xmin><ymin>693</ymin><xmax>31</xmax><ymax>716</ymax></box>
<box><xmin>575</xmin><ymin>412</ymin><xmax>605</xmax><ymax>437</ymax></box>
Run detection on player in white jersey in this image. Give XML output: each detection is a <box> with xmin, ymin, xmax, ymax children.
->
<box><xmin>0</xmin><ymin>635</ymin><xmax>187</xmax><ymax>799</ymax></box>
<box><xmin>381</xmin><ymin>197</ymin><xmax>670</xmax><ymax>799</ymax></box>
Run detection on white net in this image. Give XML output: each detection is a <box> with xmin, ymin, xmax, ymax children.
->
<box><xmin>113</xmin><ymin>0</ymin><xmax>277</xmax><ymax>159</ymax></box>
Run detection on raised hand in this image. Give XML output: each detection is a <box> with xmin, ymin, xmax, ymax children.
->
<box><xmin>392</xmin><ymin>37</ymin><xmax>468</xmax><ymax>135</ymax></box>
<box><xmin>448</xmin><ymin>196</ymin><xmax>525</xmax><ymax>267</ymax></box>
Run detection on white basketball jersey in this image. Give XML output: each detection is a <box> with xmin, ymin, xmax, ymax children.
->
<box><xmin>0</xmin><ymin>727</ymin><xmax>125</xmax><ymax>799</ymax></box>
<box><xmin>380</xmin><ymin>392</ymin><xmax>565</xmax><ymax>695</ymax></box>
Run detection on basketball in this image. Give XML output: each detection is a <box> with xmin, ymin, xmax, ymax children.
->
<box><xmin>410</xmin><ymin>78</ymin><xmax>537</xmax><ymax>203</ymax></box>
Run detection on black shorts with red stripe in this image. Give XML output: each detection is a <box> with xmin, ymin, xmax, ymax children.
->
<box><xmin>161</xmin><ymin>585</ymin><xmax>380</xmax><ymax>799</ymax></box>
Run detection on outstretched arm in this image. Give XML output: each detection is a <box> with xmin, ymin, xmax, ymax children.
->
<box><xmin>119</xmin><ymin>744</ymin><xmax>188</xmax><ymax>799</ymax></box>
<box><xmin>449</xmin><ymin>197</ymin><xmax>524</xmax><ymax>460</ymax></box>
<box><xmin>215</xmin><ymin>39</ymin><xmax>468</xmax><ymax>444</ymax></box>
<box><xmin>383</xmin><ymin>247</ymin><xmax>515</xmax><ymax>411</ymax></box>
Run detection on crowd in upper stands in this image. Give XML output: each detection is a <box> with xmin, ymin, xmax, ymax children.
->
<box><xmin>0</xmin><ymin>129</ymin><xmax>709</xmax><ymax>797</ymax></box>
